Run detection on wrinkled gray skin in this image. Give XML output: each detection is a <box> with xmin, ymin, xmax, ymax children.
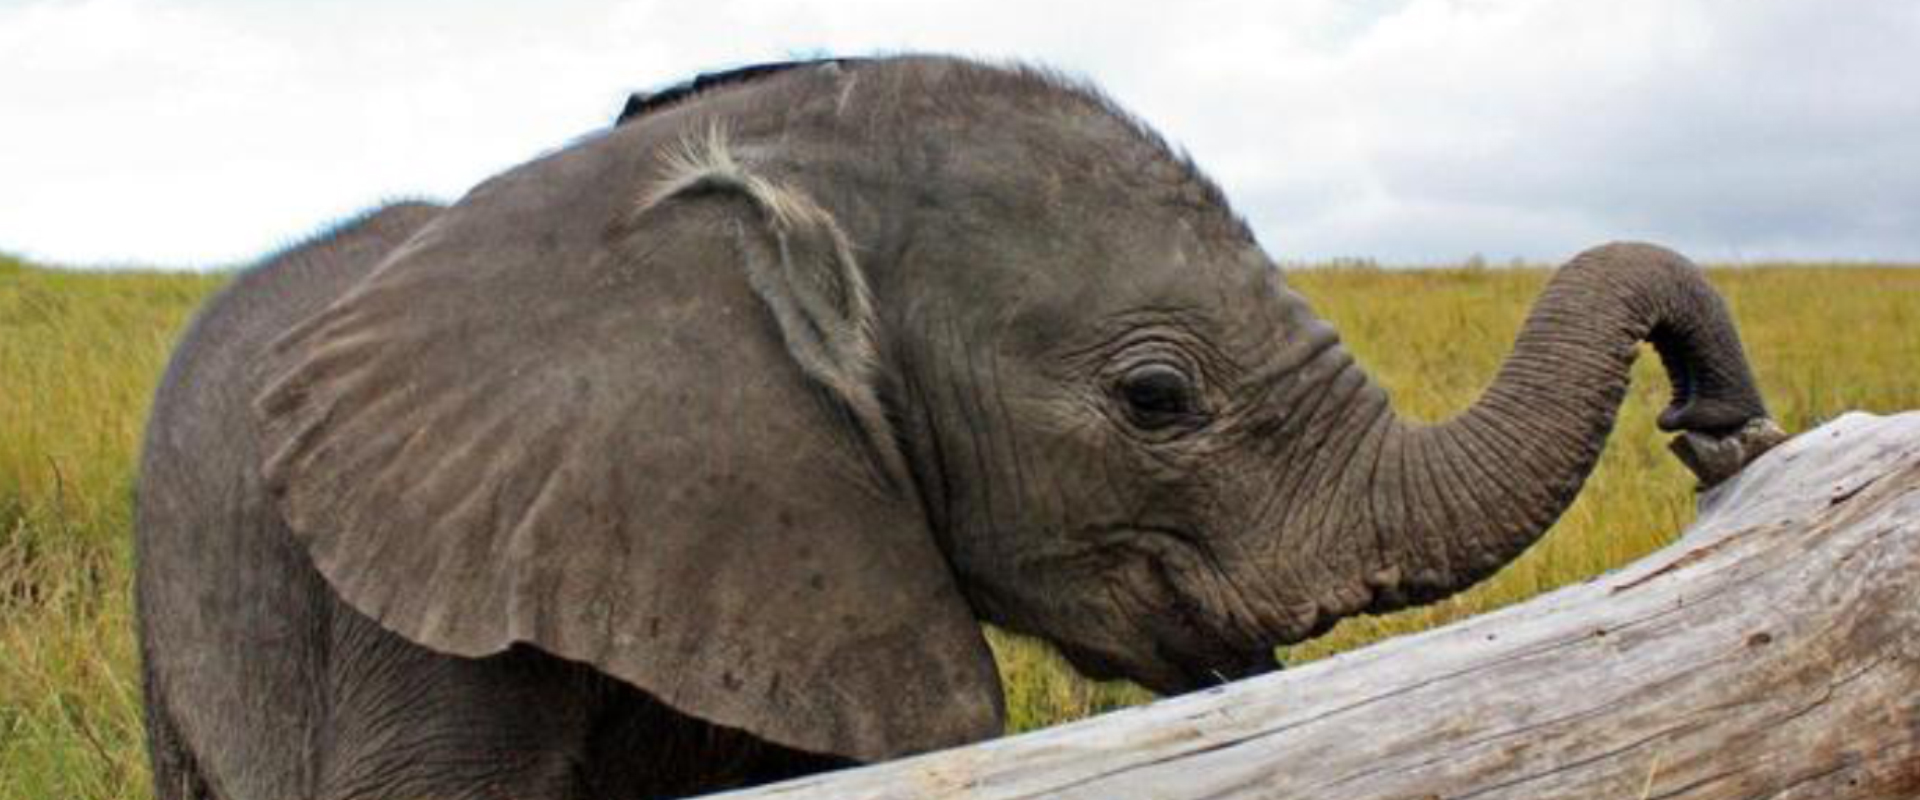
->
<box><xmin>138</xmin><ymin>56</ymin><xmax>1776</xmax><ymax>800</ymax></box>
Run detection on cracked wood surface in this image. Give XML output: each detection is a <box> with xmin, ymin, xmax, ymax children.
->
<box><xmin>717</xmin><ymin>412</ymin><xmax>1920</xmax><ymax>799</ymax></box>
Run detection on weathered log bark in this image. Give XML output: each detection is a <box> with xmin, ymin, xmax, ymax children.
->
<box><xmin>720</xmin><ymin>412</ymin><xmax>1920</xmax><ymax>799</ymax></box>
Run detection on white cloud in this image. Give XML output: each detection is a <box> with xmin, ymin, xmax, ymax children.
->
<box><xmin>1</xmin><ymin>0</ymin><xmax>1915</xmax><ymax>267</ymax></box>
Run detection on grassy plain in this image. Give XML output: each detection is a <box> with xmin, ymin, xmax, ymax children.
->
<box><xmin>2</xmin><ymin>253</ymin><xmax>1915</xmax><ymax>796</ymax></box>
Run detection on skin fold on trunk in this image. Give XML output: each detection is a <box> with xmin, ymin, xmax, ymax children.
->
<box><xmin>1347</xmin><ymin>242</ymin><xmax>1780</xmax><ymax>611</ymax></box>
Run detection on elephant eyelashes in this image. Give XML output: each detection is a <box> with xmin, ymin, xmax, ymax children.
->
<box><xmin>1117</xmin><ymin>363</ymin><xmax>1204</xmax><ymax>430</ymax></box>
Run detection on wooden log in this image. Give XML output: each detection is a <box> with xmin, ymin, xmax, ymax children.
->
<box><xmin>720</xmin><ymin>412</ymin><xmax>1920</xmax><ymax>799</ymax></box>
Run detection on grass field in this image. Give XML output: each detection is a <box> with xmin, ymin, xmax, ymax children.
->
<box><xmin>2</xmin><ymin>251</ymin><xmax>1915</xmax><ymax>797</ymax></box>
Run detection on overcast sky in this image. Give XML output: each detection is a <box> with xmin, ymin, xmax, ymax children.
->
<box><xmin>4</xmin><ymin>0</ymin><xmax>1917</xmax><ymax>269</ymax></box>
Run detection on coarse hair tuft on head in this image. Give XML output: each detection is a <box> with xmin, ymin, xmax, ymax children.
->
<box><xmin>636</xmin><ymin>121</ymin><xmax>839</xmax><ymax>239</ymax></box>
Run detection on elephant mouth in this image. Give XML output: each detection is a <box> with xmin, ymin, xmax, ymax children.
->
<box><xmin>1146</xmin><ymin>537</ymin><xmax>1285</xmax><ymax>691</ymax></box>
<box><xmin>1160</xmin><ymin>641</ymin><xmax>1281</xmax><ymax>691</ymax></box>
<box><xmin>1054</xmin><ymin>523</ymin><xmax>1285</xmax><ymax>694</ymax></box>
<box><xmin>1054</xmin><ymin>637</ymin><xmax>1278</xmax><ymax>695</ymax></box>
<box><xmin>1152</xmin><ymin>587</ymin><xmax>1285</xmax><ymax>692</ymax></box>
<box><xmin>1094</xmin><ymin>524</ymin><xmax>1288</xmax><ymax>693</ymax></box>
<box><xmin>1044</xmin><ymin>598</ymin><xmax>1282</xmax><ymax>690</ymax></box>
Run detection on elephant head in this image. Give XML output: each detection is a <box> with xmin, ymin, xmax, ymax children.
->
<box><xmin>251</xmin><ymin>57</ymin><xmax>1776</xmax><ymax>765</ymax></box>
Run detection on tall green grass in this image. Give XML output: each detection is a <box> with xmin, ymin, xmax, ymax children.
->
<box><xmin>1</xmin><ymin>255</ymin><xmax>1915</xmax><ymax>796</ymax></box>
<box><xmin>0</xmin><ymin>256</ymin><xmax>226</xmax><ymax>798</ymax></box>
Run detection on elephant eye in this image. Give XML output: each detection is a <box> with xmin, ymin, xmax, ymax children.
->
<box><xmin>1117</xmin><ymin>363</ymin><xmax>1201</xmax><ymax>429</ymax></box>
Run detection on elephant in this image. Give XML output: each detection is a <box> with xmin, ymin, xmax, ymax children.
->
<box><xmin>136</xmin><ymin>55</ymin><xmax>1780</xmax><ymax>799</ymax></box>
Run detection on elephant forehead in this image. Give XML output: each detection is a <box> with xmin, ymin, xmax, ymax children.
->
<box><xmin>981</xmin><ymin>232</ymin><xmax>1281</xmax><ymax>358</ymax></box>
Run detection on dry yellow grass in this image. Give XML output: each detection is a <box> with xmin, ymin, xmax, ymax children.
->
<box><xmin>0</xmin><ymin>257</ymin><xmax>226</xmax><ymax>798</ymax></box>
<box><xmin>1</xmin><ymin>254</ymin><xmax>1914</xmax><ymax>795</ymax></box>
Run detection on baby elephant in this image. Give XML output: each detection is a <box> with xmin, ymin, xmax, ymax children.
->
<box><xmin>137</xmin><ymin>55</ymin><xmax>1777</xmax><ymax>799</ymax></box>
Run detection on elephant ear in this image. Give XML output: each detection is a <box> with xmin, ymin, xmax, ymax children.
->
<box><xmin>253</xmin><ymin>127</ymin><xmax>1003</xmax><ymax>761</ymax></box>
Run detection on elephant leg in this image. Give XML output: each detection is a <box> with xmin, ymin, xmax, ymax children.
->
<box><xmin>143</xmin><ymin>665</ymin><xmax>216</xmax><ymax>800</ymax></box>
<box><xmin>317</xmin><ymin>598</ymin><xmax>853</xmax><ymax>799</ymax></box>
<box><xmin>575</xmin><ymin>679</ymin><xmax>857</xmax><ymax>797</ymax></box>
<box><xmin>312</xmin><ymin>605</ymin><xmax>598</xmax><ymax>800</ymax></box>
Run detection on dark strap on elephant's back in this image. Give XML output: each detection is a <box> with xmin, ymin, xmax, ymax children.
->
<box><xmin>616</xmin><ymin>58</ymin><xmax>866</xmax><ymax>125</ymax></box>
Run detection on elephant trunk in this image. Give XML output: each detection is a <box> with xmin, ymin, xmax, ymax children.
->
<box><xmin>1352</xmin><ymin>243</ymin><xmax>1776</xmax><ymax>612</ymax></box>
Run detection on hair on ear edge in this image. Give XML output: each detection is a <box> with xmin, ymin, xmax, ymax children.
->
<box><xmin>631</xmin><ymin>123</ymin><xmax>907</xmax><ymax>495</ymax></box>
<box><xmin>634</xmin><ymin>121</ymin><xmax>880</xmax><ymax>384</ymax></box>
<box><xmin>637</xmin><ymin>122</ymin><xmax>837</xmax><ymax>238</ymax></box>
